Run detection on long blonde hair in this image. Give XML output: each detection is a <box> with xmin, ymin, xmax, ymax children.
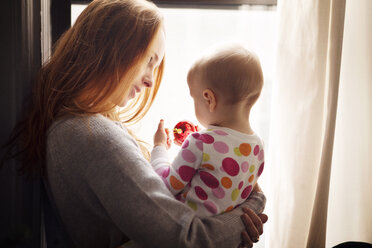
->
<box><xmin>3</xmin><ymin>0</ymin><xmax>164</xmax><ymax>176</ymax></box>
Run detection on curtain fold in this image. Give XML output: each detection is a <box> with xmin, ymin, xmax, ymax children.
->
<box><xmin>266</xmin><ymin>0</ymin><xmax>372</xmax><ymax>247</ymax></box>
<box><xmin>306</xmin><ymin>1</ymin><xmax>346</xmax><ymax>247</ymax></box>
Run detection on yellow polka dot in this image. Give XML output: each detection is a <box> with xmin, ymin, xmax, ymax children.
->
<box><xmin>239</xmin><ymin>143</ymin><xmax>251</xmax><ymax>156</ymax></box>
<box><xmin>202</xmin><ymin>153</ymin><xmax>210</xmax><ymax>162</ymax></box>
<box><xmin>231</xmin><ymin>188</ymin><xmax>240</xmax><ymax>201</ymax></box>
<box><xmin>234</xmin><ymin>147</ymin><xmax>242</xmax><ymax>156</ymax></box>
<box><xmin>249</xmin><ymin>165</ymin><xmax>255</xmax><ymax>173</ymax></box>
<box><xmin>187</xmin><ymin>201</ymin><xmax>197</xmax><ymax>211</ymax></box>
<box><xmin>201</xmin><ymin>164</ymin><xmax>215</xmax><ymax>170</ymax></box>
<box><xmin>170</xmin><ymin>176</ymin><xmax>184</xmax><ymax>190</ymax></box>
<box><xmin>221</xmin><ymin>177</ymin><xmax>232</xmax><ymax>189</ymax></box>
<box><xmin>248</xmin><ymin>175</ymin><xmax>254</xmax><ymax>183</ymax></box>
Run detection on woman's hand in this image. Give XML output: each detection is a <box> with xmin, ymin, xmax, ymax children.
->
<box><xmin>154</xmin><ymin>119</ymin><xmax>171</xmax><ymax>149</ymax></box>
<box><xmin>240</xmin><ymin>208</ymin><xmax>268</xmax><ymax>248</ymax></box>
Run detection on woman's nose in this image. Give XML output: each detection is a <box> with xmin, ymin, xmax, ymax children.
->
<box><xmin>143</xmin><ymin>78</ymin><xmax>153</xmax><ymax>88</ymax></box>
<box><xmin>143</xmin><ymin>71</ymin><xmax>154</xmax><ymax>87</ymax></box>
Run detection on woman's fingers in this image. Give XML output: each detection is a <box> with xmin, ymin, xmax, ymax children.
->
<box><xmin>243</xmin><ymin>207</ymin><xmax>264</xmax><ymax>235</ymax></box>
<box><xmin>259</xmin><ymin>213</ymin><xmax>268</xmax><ymax>224</ymax></box>
<box><xmin>241</xmin><ymin>212</ymin><xmax>260</xmax><ymax>242</ymax></box>
<box><xmin>241</xmin><ymin>231</ymin><xmax>253</xmax><ymax>248</ymax></box>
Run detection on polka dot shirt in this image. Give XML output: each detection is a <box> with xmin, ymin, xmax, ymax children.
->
<box><xmin>151</xmin><ymin>125</ymin><xmax>265</xmax><ymax>216</ymax></box>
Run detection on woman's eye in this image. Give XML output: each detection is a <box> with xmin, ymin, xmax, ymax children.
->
<box><xmin>149</xmin><ymin>57</ymin><xmax>153</xmax><ymax>64</ymax></box>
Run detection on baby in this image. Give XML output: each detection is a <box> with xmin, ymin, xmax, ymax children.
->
<box><xmin>152</xmin><ymin>44</ymin><xmax>265</xmax><ymax>216</ymax></box>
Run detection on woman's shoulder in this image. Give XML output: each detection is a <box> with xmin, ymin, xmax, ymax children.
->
<box><xmin>49</xmin><ymin>114</ymin><xmax>123</xmax><ymax>136</ymax></box>
<box><xmin>47</xmin><ymin>114</ymin><xmax>133</xmax><ymax>148</ymax></box>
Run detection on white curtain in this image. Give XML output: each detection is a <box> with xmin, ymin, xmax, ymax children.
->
<box><xmin>266</xmin><ymin>0</ymin><xmax>372</xmax><ymax>247</ymax></box>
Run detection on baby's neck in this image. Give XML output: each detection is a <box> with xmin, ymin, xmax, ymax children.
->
<box><xmin>209</xmin><ymin>106</ymin><xmax>254</xmax><ymax>135</ymax></box>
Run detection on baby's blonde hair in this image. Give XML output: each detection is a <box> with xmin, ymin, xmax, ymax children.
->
<box><xmin>188</xmin><ymin>44</ymin><xmax>263</xmax><ymax>106</ymax></box>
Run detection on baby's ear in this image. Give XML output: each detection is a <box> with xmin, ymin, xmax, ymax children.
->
<box><xmin>202</xmin><ymin>89</ymin><xmax>217</xmax><ymax>112</ymax></box>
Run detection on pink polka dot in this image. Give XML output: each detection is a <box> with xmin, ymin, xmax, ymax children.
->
<box><xmin>179</xmin><ymin>166</ymin><xmax>196</xmax><ymax>182</ymax></box>
<box><xmin>241</xmin><ymin>185</ymin><xmax>252</xmax><ymax>199</ymax></box>
<box><xmin>222</xmin><ymin>157</ymin><xmax>240</xmax><ymax>176</ymax></box>
<box><xmin>199</xmin><ymin>171</ymin><xmax>219</xmax><ymax>188</ymax></box>
<box><xmin>200</xmin><ymin>134</ymin><xmax>214</xmax><ymax>144</ymax></box>
<box><xmin>258</xmin><ymin>149</ymin><xmax>264</xmax><ymax>161</ymax></box>
<box><xmin>203</xmin><ymin>201</ymin><xmax>217</xmax><ymax>214</ymax></box>
<box><xmin>192</xmin><ymin>132</ymin><xmax>200</xmax><ymax>139</ymax></box>
<box><xmin>213</xmin><ymin>141</ymin><xmax>229</xmax><ymax>154</ymax></box>
<box><xmin>214</xmin><ymin>130</ymin><xmax>228</xmax><ymax>136</ymax></box>
<box><xmin>182</xmin><ymin>139</ymin><xmax>189</xmax><ymax>149</ymax></box>
<box><xmin>155</xmin><ymin>167</ymin><xmax>169</xmax><ymax>178</ymax></box>
<box><xmin>212</xmin><ymin>186</ymin><xmax>225</xmax><ymax>199</ymax></box>
<box><xmin>254</xmin><ymin>145</ymin><xmax>260</xmax><ymax>155</ymax></box>
<box><xmin>195</xmin><ymin>140</ymin><xmax>203</xmax><ymax>151</ymax></box>
<box><xmin>182</xmin><ymin>149</ymin><xmax>196</xmax><ymax>163</ymax></box>
<box><xmin>241</xmin><ymin>162</ymin><xmax>249</xmax><ymax>172</ymax></box>
<box><xmin>257</xmin><ymin>162</ymin><xmax>264</xmax><ymax>177</ymax></box>
<box><xmin>195</xmin><ymin>186</ymin><xmax>208</xmax><ymax>200</ymax></box>
<box><xmin>238</xmin><ymin>181</ymin><xmax>243</xmax><ymax>190</ymax></box>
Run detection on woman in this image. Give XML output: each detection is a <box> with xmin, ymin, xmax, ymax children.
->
<box><xmin>3</xmin><ymin>0</ymin><xmax>267</xmax><ymax>247</ymax></box>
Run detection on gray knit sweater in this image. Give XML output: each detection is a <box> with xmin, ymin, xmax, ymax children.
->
<box><xmin>46</xmin><ymin>114</ymin><xmax>266</xmax><ymax>248</ymax></box>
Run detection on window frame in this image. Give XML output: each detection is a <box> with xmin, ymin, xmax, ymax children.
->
<box><xmin>71</xmin><ymin>0</ymin><xmax>277</xmax><ymax>6</ymax></box>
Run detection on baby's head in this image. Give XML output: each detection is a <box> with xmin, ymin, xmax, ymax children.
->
<box><xmin>187</xmin><ymin>44</ymin><xmax>264</xmax><ymax>126</ymax></box>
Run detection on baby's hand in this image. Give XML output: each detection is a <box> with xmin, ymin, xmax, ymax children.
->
<box><xmin>154</xmin><ymin>119</ymin><xmax>171</xmax><ymax>149</ymax></box>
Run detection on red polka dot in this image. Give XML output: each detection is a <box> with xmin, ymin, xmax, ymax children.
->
<box><xmin>192</xmin><ymin>132</ymin><xmax>200</xmax><ymax>139</ymax></box>
<box><xmin>257</xmin><ymin>162</ymin><xmax>264</xmax><ymax>177</ymax></box>
<box><xmin>222</xmin><ymin>157</ymin><xmax>240</xmax><ymax>176</ymax></box>
<box><xmin>178</xmin><ymin>166</ymin><xmax>196</xmax><ymax>182</ymax></box>
<box><xmin>254</xmin><ymin>145</ymin><xmax>260</xmax><ymax>155</ymax></box>
<box><xmin>200</xmin><ymin>171</ymin><xmax>219</xmax><ymax>188</ymax></box>
<box><xmin>182</xmin><ymin>139</ymin><xmax>189</xmax><ymax>149</ymax></box>
<box><xmin>241</xmin><ymin>185</ymin><xmax>252</xmax><ymax>199</ymax></box>
<box><xmin>238</xmin><ymin>181</ymin><xmax>243</xmax><ymax>189</ymax></box>
<box><xmin>200</xmin><ymin>134</ymin><xmax>214</xmax><ymax>144</ymax></box>
<box><xmin>195</xmin><ymin>186</ymin><xmax>208</xmax><ymax>200</ymax></box>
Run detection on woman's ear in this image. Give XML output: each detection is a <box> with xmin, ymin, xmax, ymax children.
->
<box><xmin>202</xmin><ymin>89</ymin><xmax>217</xmax><ymax>112</ymax></box>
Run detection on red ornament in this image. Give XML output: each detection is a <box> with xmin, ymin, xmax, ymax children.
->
<box><xmin>173</xmin><ymin>121</ymin><xmax>198</xmax><ymax>146</ymax></box>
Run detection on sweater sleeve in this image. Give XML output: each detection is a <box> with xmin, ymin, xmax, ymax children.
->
<box><xmin>48</xmin><ymin>116</ymin><xmax>266</xmax><ymax>248</ymax></box>
<box><xmin>151</xmin><ymin>133</ymin><xmax>203</xmax><ymax>195</ymax></box>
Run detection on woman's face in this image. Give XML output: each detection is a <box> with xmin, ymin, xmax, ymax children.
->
<box><xmin>118</xmin><ymin>28</ymin><xmax>166</xmax><ymax>107</ymax></box>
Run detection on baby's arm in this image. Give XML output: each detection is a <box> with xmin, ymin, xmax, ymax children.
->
<box><xmin>152</xmin><ymin>120</ymin><xmax>203</xmax><ymax>195</ymax></box>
